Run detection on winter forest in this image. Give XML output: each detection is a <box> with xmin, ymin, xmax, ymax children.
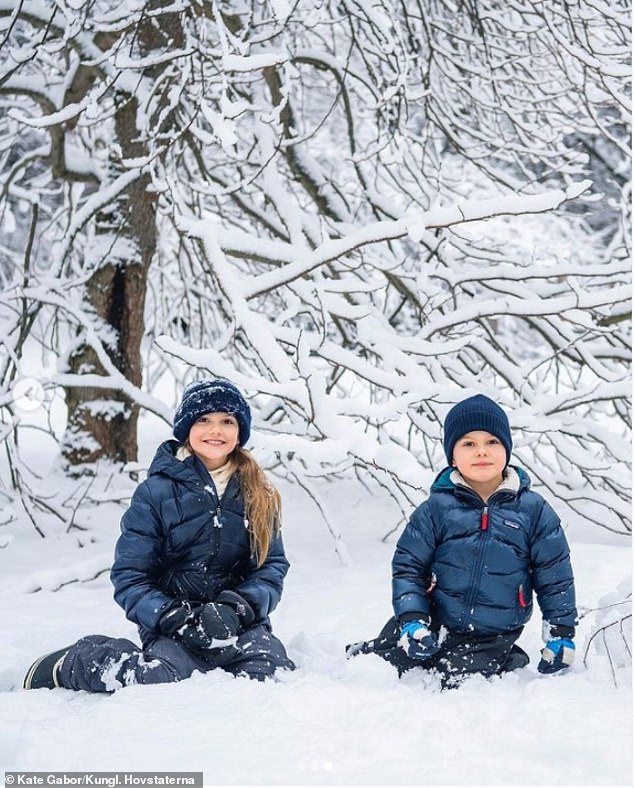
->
<box><xmin>0</xmin><ymin>0</ymin><xmax>632</xmax><ymax>785</ymax></box>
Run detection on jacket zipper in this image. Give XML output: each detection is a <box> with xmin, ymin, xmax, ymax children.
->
<box><xmin>204</xmin><ymin>475</ymin><xmax>239</xmax><ymax>559</ymax></box>
<box><xmin>459</xmin><ymin>504</ymin><xmax>491</xmax><ymax>630</ymax></box>
<box><xmin>203</xmin><ymin>480</ymin><xmax>223</xmax><ymax>555</ymax></box>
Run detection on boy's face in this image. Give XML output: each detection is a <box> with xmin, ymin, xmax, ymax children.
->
<box><xmin>451</xmin><ymin>430</ymin><xmax>506</xmax><ymax>495</ymax></box>
<box><xmin>188</xmin><ymin>411</ymin><xmax>240</xmax><ymax>470</ymax></box>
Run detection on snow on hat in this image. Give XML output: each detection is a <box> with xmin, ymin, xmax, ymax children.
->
<box><xmin>443</xmin><ymin>394</ymin><xmax>512</xmax><ymax>465</ymax></box>
<box><xmin>173</xmin><ymin>379</ymin><xmax>251</xmax><ymax>446</ymax></box>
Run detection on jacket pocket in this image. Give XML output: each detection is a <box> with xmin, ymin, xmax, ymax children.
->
<box><xmin>515</xmin><ymin>583</ymin><xmax>533</xmax><ymax>625</ymax></box>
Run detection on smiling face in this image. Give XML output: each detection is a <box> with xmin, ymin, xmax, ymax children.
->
<box><xmin>451</xmin><ymin>430</ymin><xmax>507</xmax><ymax>501</ymax></box>
<box><xmin>187</xmin><ymin>412</ymin><xmax>240</xmax><ymax>470</ymax></box>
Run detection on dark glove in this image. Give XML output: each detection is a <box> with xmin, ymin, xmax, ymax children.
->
<box><xmin>398</xmin><ymin>619</ymin><xmax>441</xmax><ymax>661</ymax></box>
<box><xmin>158</xmin><ymin>592</ymin><xmax>255</xmax><ymax>660</ymax></box>
<box><xmin>537</xmin><ymin>638</ymin><xmax>575</xmax><ymax>674</ymax></box>
<box><xmin>158</xmin><ymin>600</ymin><xmax>201</xmax><ymax>637</ymax></box>
<box><xmin>180</xmin><ymin>602</ymin><xmax>240</xmax><ymax>653</ymax></box>
<box><xmin>215</xmin><ymin>590</ymin><xmax>256</xmax><ymax>631</ymax></box>
<box><xmin>158</xmin><ymin>601</ymin><xmax>239</xmax><ymax>663</ymax></box>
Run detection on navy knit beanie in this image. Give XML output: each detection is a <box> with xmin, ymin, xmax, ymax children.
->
<box><xmin>173</xmin><ymin>379</ymin><xmax>251</xmax><ymax>446</ymax></box>
<box><xmin>443</xmin><ymin>394</ymin><xmax>512</xmax><ymax>465</ymax></box>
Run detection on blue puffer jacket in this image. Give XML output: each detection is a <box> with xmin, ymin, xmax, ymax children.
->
<box><xmin>111</xmin><ymin>441</ymin><xmax>290</xmax><ymax>641</ymax></box>
<box><xmin>392</xmin><ymin>466</ymin><xmax>577</xmax><ymax>637</ymax></box>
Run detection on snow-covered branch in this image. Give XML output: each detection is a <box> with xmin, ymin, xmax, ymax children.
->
<box><xmin>230</xmin><ymin>183</ymin><xmax>593</xmax><ymax>298</ymax></box>
<box><xmin>0</xmin><ymin>0</ymin><xmax>629</xmax><ymax>544</ymax></box>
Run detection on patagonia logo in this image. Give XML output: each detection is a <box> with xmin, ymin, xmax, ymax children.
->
<box><xmin>503</xmin><ymin>519</ymin><xmax>521</xmax><ymax>529</ymax></box>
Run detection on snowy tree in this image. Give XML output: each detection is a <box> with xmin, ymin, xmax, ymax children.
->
<box><xmin>0</xmin><ymin>0</ymin><xmax>189</xmax><ymax>467</ymax></box>
<box><xmin>0</xmin><ymin>0</ymin><xmax>630</xmax><ymax>539</ymax></box>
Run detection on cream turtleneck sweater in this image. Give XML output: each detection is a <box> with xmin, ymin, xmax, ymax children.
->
<box><xmin>176</xmin><ymin>445</ymin><xmax>235</xmax><ymax>498</ymax></box>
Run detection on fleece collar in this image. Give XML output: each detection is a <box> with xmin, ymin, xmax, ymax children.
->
<box><xmin>449</xmin><ymin>466</ymin><xmax>521</xmax><ymax>496</ymax></box>
<box><xmin>432</xmin><ymin>464</ymin><xmax>531</xmax><ymax>495</ymax></box>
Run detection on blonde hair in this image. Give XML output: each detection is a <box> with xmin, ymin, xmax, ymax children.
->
<box><xmin>232</xmin><ymin>446</ymin><xmax>282</xmax><ymax>567</ymax></box>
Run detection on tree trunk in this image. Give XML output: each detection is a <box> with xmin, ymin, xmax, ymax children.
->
<box><xmin>62</xmin><ymin>260</ymin><xmax>150</xmax><ymax>466</ymax></box>
<box><xmin>61</xmin><ymin>3</ymin><xmax>182</xmax><ymax>468</ymax></box>
<box><xmin>61</xmin><ymin>103</ymin><xmax>155</xmax><ymax>467</ymax></box>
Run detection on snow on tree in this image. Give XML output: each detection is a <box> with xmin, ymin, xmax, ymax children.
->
<box><xmin>0</xmin><ymin>1</ymin><xmax>630</xmax><ymax>541</ymax></box>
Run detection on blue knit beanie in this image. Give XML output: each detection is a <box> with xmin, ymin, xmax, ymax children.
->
<box><xmin>173</xmin><ymin>379</ymin><xmax>251</xmax><ymax>446</ymax></box>
<box><xmin>443</xmin><ymin>394</ymin><xmax>512</xmax><ymax>465</ymax></box>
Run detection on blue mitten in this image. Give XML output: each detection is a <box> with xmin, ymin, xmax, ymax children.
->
<box><xmin>538</xmin><ymin>638</ymin><xmax>575</xmax><ymax>674</ymax></box>
<box><xmin>398</xmin><ymin>620</ymin><xmax>441</xmax><ymax>661</ymax></box>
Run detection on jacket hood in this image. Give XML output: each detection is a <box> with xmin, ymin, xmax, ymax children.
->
<box><xmin>431</xmin><ymin>464</ymin><xmax>531</xmax><ymax>495</ymax></box>
<box><xmin>147</xmin><ymin>439</ymin><xmax>211</xmax><ymax>487</ymax></box>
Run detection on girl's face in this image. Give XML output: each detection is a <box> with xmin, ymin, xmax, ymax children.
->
<box><xmin>188</xmin><ymin>412</ymin><xmax>240</xmax><ymax>470</ymax></box>
<box><xmin>451</xmin><ymin>430</ymin><xmax>506</xmax><ymax>498</ymax></box>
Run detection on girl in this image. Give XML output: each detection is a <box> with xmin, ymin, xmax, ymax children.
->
<box><xmin>347</xmin><ymin>394</ymin><xmax>577</xmax><ymax>687</ymax></box>
<box><xmin>24</xmin><ymin>379</ymin><xmax>294</xmax><ymax>691</ymax></box>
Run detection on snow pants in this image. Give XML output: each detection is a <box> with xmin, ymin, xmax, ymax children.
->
<box><xmin>58</xmin><ymin>624</ymin><xmax>295</xmax><ymax>693</ymax></box>
<box><xmin>350</xmin><ymin>617</ymin><xmax>529</xmax><ymax>688</ymax></box>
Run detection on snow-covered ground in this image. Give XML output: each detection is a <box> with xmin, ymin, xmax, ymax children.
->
<box><xmin>0</xmin><ymin>420</ymin><xmax>631</xmax><ymax>787</ymax></box>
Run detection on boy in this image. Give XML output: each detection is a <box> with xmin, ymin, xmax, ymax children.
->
<box><xmin>348</xmin><ymin>394</ymin><xmax>577</xmax><ymax>687</ymax></box>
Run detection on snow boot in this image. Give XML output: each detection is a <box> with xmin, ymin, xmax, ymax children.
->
<box><xmin>500</xmin><ymin>643</ymin><xmax>530</xmax><ymax>673</ymax></box>
<box><xmin>23</xmin><ymin>647</ymin><xmax>71</xmax><ymax>689</ymax></box>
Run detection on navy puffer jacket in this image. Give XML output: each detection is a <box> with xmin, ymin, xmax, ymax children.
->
<box><xmin>111</xmin><ymin>441</ymin><xmax>290</xmax><ymax>641</ymax></box>
<box><xmin>392</xmin><ymin>466</ymin><xmax>577</xmax><ymax>636</ymax></box>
